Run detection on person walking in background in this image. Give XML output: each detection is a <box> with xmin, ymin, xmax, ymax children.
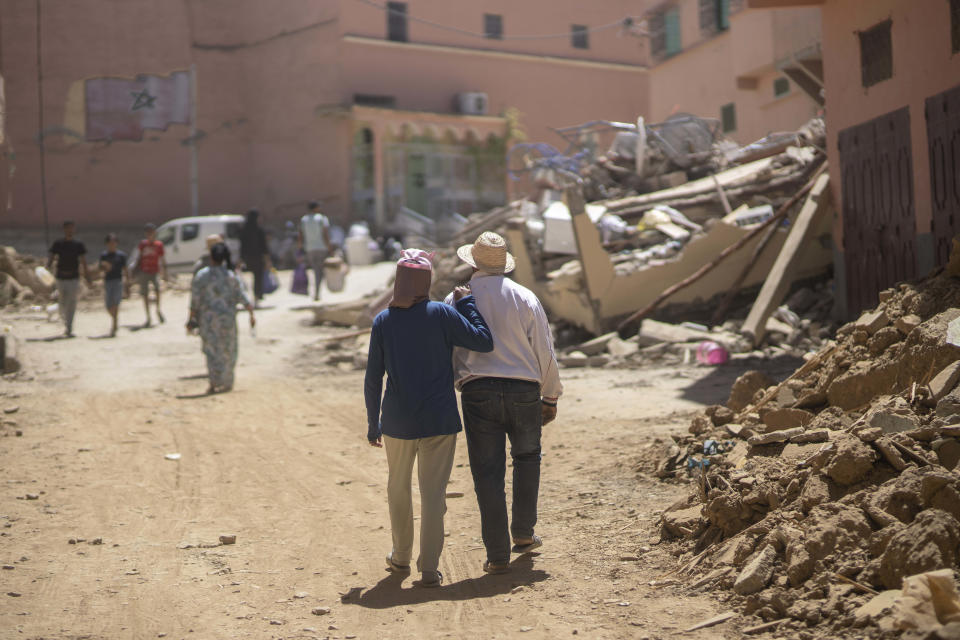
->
<box><xmin>240</xmin><ymin>209</ymin><xmax>271</xmax><ymax>305</ymax></box>
<box><xmin>192</xmin><ymin>234</ymin><xmax>234</xmax><ymax>278</ymax></box>
<box><xmin>445</xmin><ymin>231</ymin><xmax>563</xmax><ymax>575</ymax></box>
<box><xmin>135</xmin><ymin>223</ymin><xmax>167</xmax><ymax>327</ymax></box>
<box><xmin>47</xmin><ymin>220</ymin><xmax>90</xmax><ymax>338</ymax></box>
<box><xmin>99</xmin><ymin>233</ymin><xmax>131</xmax><ymax>337</ymax></box>
<box><xmin>187</xmin><ymin>243</ymin><xmax>255</xmax><ymax>394</ymax></box>
<box><xmin>300</xmin><ymin>201</ymin><xmax>332</xmax><ymax>301</ymax></box>
<box><xmin>364</xmin><ymin>249</ymin><xmax>494</xmax><ymax>588</ymax></box>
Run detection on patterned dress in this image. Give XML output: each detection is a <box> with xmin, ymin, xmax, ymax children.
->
<box><xmin>190</xmin><ymin>266</ymin><xmax>252</xmax><ymax>390</ymax></box>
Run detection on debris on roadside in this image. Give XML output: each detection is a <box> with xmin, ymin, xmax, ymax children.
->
<box><xmin>639</xmin><ymin>250</ymin><xmax>960</xmax><ymax>635</ymax></box>
<box><xmin>0</xmin><ymin>246</ymin><xmax>55</xmax><ymax>307</ymax></box>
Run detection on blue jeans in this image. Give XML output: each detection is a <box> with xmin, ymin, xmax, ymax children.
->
<box><xmin>461</xmin><ymin>378</ymin><xmax>542</xmax><ymax>565</ymax></box>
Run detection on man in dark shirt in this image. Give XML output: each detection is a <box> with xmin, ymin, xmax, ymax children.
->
<box><xmin>99</xmin><ymin>233</ymin><xmax>130</xmax><ymax>337</ymax></box>
<box><xmin>47</xmin><ymin>221</ymin><xmax>90</xmax><ymax>337</ymax></box>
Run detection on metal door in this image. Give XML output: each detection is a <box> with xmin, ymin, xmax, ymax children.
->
<box><xmin>838</xmin><ymin>107</ymin><xmax>916</xmax><ymax>315</ymax></box>
<box><xmin>926</xmin><ymin>83</ymin><xmax>960</xmax><ymax>267</ymax></box>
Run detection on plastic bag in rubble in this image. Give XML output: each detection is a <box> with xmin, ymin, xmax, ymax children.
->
<box><xmin>893</xmin><ymin>569</ymin><xmax>960</xmax><ymax>631</ymax></box>
<box><xmin>696</xmin><ymin>341</ymin><xmax>729</xmax><ymax>365</ymax></box>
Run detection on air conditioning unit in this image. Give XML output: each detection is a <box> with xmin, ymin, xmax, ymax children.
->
<box><xmin>456</xmin><ymin>92</ymin><xmax>488</xmax><ymax>115</ymax></box>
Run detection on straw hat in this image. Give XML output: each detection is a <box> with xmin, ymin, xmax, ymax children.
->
<box><xmin>457</xmin><ymin>231</ymin><xmax>515</xmax><ymax>274</ymax></box>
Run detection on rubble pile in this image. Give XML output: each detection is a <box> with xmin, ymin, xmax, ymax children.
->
<box><xmin>566</xmin><ymin>115</ymin><xmax>825</xmax><ymax>206</ymax></box>
<box><xmin>646</xmin><ymin>261</ymin><xmax>960</xmax><ymax>635</ymax></box>
<box><xmin>555</xmin><ymin>279</ymin><xmax>836</xmax><ymax>368</ymax></box>
<box><xmin>0</xmin><ymin>247</ymin><xmax>55</xmax><ymax>307</ymax></box>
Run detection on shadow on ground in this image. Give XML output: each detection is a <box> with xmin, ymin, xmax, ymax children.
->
<box><xmin>346</xmin><ymin>556</ymin><xmax>549</xmax><ymax>609</ymax></box>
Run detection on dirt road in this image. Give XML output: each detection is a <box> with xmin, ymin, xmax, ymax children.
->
<box><xmin>1</xmin><ymin>267</ymin><xmax>759</xmax><ymax>639</ymax></box>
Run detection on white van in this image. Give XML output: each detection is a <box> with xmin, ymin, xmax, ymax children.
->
<box><xmin>153</xmin><ymin>214</ymin><xmax>244</xmax><ymax>274</ymax></box>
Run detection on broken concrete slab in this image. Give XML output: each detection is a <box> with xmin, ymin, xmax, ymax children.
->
<box><xmin>855</xmin><ymin>309</ymin><xmax>890</xmax><ymax>335</ymax></box>
<box><xmin>558</xmin><ymin>352</ymin><xmax>610</xmax><ymax>368</ymax></box>
<box><xmin>607</xmin><ymin>336</ymin><xmax>640</xmax><ymax>359</ymax></box>
<box><xmin>824</xmin><ymin>436</ymin><xmax>877</xmax><ymax>485</ymax></box>
<box><xmin>637</xmin><ymin>319</ymin><xmax>715</xmax><ymax>345</ymax></box>
<box><xmin>949</xmin><ymin>317</ymin><xmax>960</xmax><ymax>348</ymax></box>
<box><xmin>748</xmin><ymin>427</ymin><xmax>804</xmax><ymax>446</ymax></box>
<box><xmin>790</xmin><ymin>429</ymin><xmax>830</xmax><ymax>444</ymax></box>
<box><xmin>895</xmin><ymin>314</ymin><xmax>921</xmax><ymax>335</ymax></box>
<box><xmin>733</xmin><ymin>545</ymin><xmax>777</xmax><ymax>595</ymax></box>
<box><xmin>928</xmin><ymin>361</ymin><xmax>960</xmax><ymax>405</ymax></box>
<box><xmin>854</xmin><ymin>589</ymin><xmax>901</xmax><ymax>619</ymax></box>
<box><xmin>572</xmin><ymin>332</ymin><xmax>618</xmax><ymax>356</ymax></box>
<box><xmin>662</xmin><ymin>505</ymin><xmax>703</xmax><ymax>538</ymax></box>
<box><xmin>760</xmin><ymin>407</ymin><xmax>814</xmax><ymax>431</ymax></box>
<box><xmin>869</xmin><ymin>410</ymin><xmax>920</xmax><ymax>434</ymax></box>
<box><xmin>728</xmin><ymin>370</ymin><xmax>773</xmax><ymax>412</ymax></box>
<box><xmin>933</xmin><ymin>438</ymin><xmax>960</xmax><ymax>470</ymax></box>
<box><xmin>764</xmin><ymin>316</ymin><xmax>796</xmax><ymax>337</ymax></box>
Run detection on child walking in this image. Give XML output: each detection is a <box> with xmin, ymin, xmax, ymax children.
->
<box><xmin>99</xmin><ymin>233</ymin><xmax>131</xmax><ymax>337</ymax></box>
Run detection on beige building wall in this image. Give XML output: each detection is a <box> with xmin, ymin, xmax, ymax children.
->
<box><xmin>647</xmin><ymin>1</ymin><xmax>821</xmax><ymax>143</ymax></box>
<box><xmin>1</xmin><ymin>0</ymin><xmax>349</xmax><ymax>229</ymax></box>
<box><xmin>0</xmin><ymin>0</ymin><xmax>651</xmax><ymax>229</ymax></box>
<box><xmin>338</xmin><ymin>0</ymin><xmax>647</xmax><ymax>65</ymax></box>
<box><xmin>817</xmin><ymin>0</ymin><xmax>960</xmax><ymax>246</ymax></box>
<box><xmin>339</xmin><ymin>38</ymin><xmax>649</xmax><ymax>152</ymax></box>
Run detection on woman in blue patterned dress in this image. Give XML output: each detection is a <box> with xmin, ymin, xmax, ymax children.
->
<box><xmin>188</xmin><ymin>243</ymin><xmax>256</xmax><ymax>394</ymax></box>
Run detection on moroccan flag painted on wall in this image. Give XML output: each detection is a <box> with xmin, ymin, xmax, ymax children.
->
<box><xmin>84</xmin><ymin>72</ymin><xmax>190</xmax><ymax>142</ymax></box>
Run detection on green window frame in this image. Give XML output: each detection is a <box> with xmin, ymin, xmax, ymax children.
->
<box><xmin>664</xmin><ymin>8</ymin><xmax>681</xmax><ymax>57</ymax></box>
<box><xmin>773</xmin><ymin>77</ymin><xmax>790</xmax><ymax>98</ymax></box>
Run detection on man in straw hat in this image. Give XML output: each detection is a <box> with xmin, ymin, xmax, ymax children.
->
<box><xmin>445</xmin><ymin>231</ymin><xmax>562</xmax><ymax>575</ymax></box>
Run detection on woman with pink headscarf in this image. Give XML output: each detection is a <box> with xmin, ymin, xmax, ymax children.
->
<box><xmin>364</xmin><ymin>249</ymin><xmax>493</xmax><ymax>587</ymax></box>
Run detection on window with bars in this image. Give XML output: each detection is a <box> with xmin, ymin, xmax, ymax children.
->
<box><xmin>951</xmin><ymin>0</ymin><xmax>960</xmax><ymax>54</ymax></box>
<box><xmin>859</xmin><ymin>20</ymin><xmax>892</xmax><ymax>87</ymax></box>
<box><xmin>651</xmin><ymin>6</ymin><xmax>681</xmax><ymax>60</ymax></box>
<box><xmin>721</xmin><ymin>103</ymin><xmax>736</xmax><ymax>133</ymax></box>
<box><xmin>699</xmin><ymin>0</ymin><xmax>730</xmax><ymax>34</ymax></box>
<box><xmin>484</xmin><ymin>13</ymin><xmax>503</xmax><ymax>39</ymax></box>
<box><xmin>387</xmin><ymin>2</ymin><xmax>407</xmax><ymax>42</ymax></box>
<box><xmin>650</xmin><ymin>11</ymin><xmax>666</xmax><ymax>59</ymax></box>
<box><xmin>572</xmin><ymin>24</ymin><xmax>589</xmax><ymax>49</ymax></box>
<box><xmin>773</xmin><ymin>77</ymin><xmax>790</xmax><ymax>98</ymax></box>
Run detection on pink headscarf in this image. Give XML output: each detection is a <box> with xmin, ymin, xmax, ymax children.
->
<box><xmin>397</xmin><ymin>249</ymin><xmax>435</xmax><ymax>271</ymax></box>
<box><xmin>389</xmin><ymin>249</ymin><xmax>435</xmax><ymax>309</ymax></box>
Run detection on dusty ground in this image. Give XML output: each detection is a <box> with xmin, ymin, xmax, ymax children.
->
<box><xmin>1</xmin><ymin>265</ymin><xmax>795</xmax><ymax>639</ymax></box>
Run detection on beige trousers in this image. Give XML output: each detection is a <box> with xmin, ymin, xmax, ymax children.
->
<box><xmin>383</xmin><ymin>433</ymin><xmax>457</xmax><ymax>573</ymax></box>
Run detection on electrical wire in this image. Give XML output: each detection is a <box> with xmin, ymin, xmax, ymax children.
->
<box><xmin>354</xmin><ymin>0</ymin><xmax>639</xmax><ymax>41</ymax></box>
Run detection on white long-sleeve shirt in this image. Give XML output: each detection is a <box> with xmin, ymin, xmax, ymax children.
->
<box><xmin>445</xmin><ymin>272</ymin><xmax>563</xmax><ymax>400</ymax></box>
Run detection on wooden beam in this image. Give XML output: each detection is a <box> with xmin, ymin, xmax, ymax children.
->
<box><xmin>684</xmin><ymin>611</ymin><xmax>736</xmax><ymax>632</ymax></box>
<box><xmin>740</xmin><ymin>172</ymin><xmax>832</xmax><ymax>345</ymax></box>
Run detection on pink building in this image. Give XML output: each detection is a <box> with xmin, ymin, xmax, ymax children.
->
<box><xmin>755</xmin><ymin>0</ymin><xmax>960</xmax><ymax>316</ymax></box>
<box><xmin>644</xmin><ymin>0</ymin><xmax>823</xmax><ymax>145</ymax></box>
<box><xmin>0</xmin><ymin>0</ymin><xmax>649</xmax><ymax>232</ymax></box>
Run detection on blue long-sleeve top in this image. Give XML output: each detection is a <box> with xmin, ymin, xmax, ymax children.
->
<box><xmin>364</xmin><ymin>296</ymin><xmax>494</xmax><ymax>441</ymax></box>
